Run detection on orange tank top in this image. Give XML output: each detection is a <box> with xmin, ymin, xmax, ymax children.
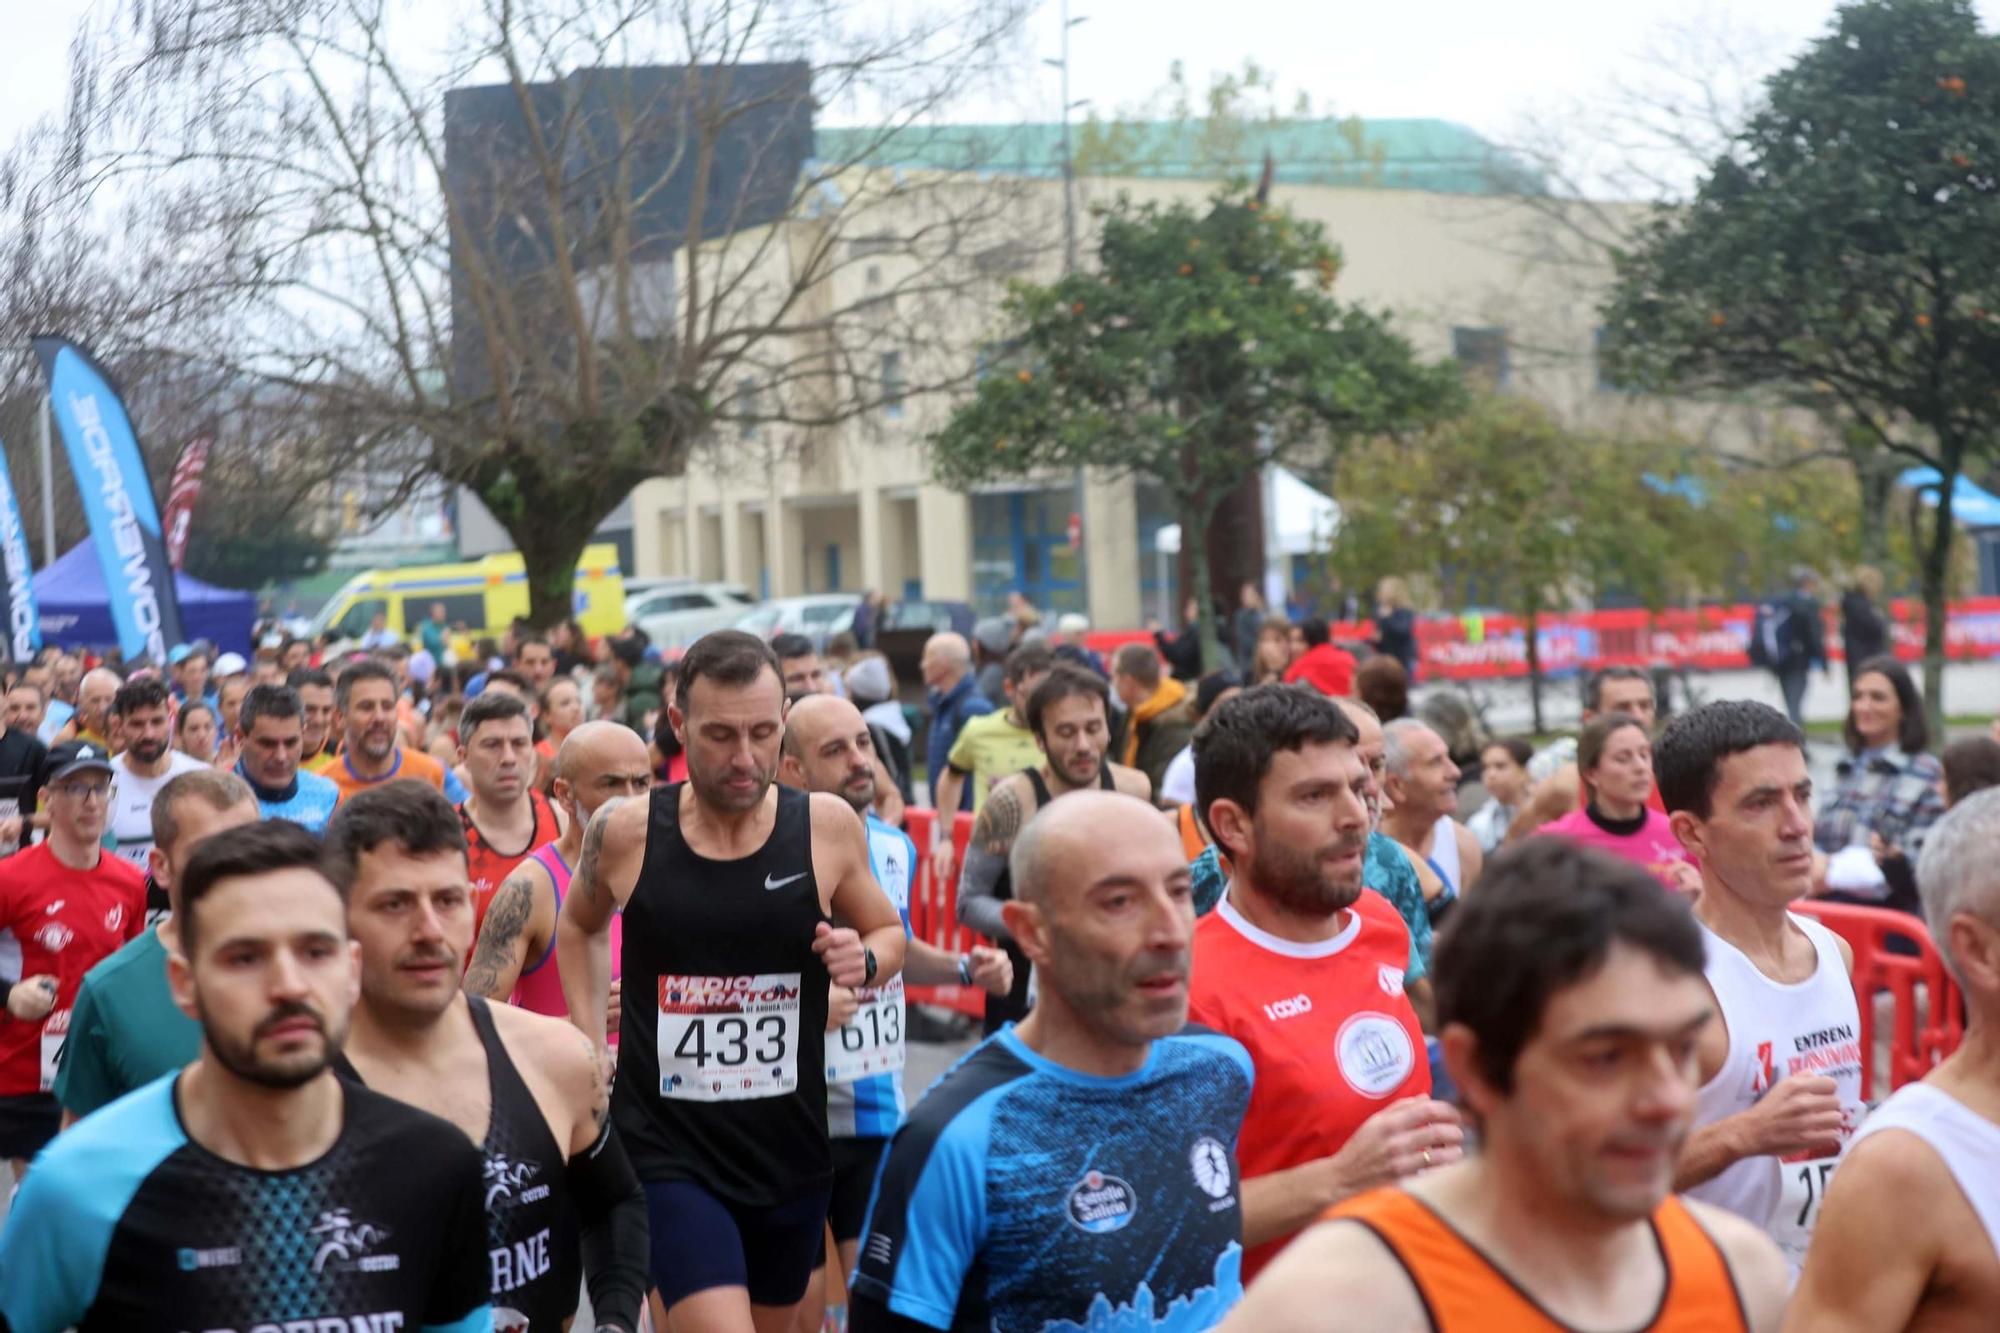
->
<box><xmin>461</xmin><ymin>790</ymin><xmax>560</xmax><ymax>941</ymax></box>
<box><xmin>1325</xmin><ymin>1189</ymin><xmax>1748</xmax><ymax>1332</ymax></box>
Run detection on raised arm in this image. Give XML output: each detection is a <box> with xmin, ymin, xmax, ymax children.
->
<box><xmin>464</xmin><ymin>859</ymin><xmax>555</xmax><ymax>1002</ymax></box>
<box><xmin>557</xmin><ymin>797</ymin><xmax>648</xmax><ymax>1047</ymax></box>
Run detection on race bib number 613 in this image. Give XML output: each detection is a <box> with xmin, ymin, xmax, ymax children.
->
<box><xmin>657</xmin><ymin>973</ymin><xmax>802</xmax><ymax>1103</ymax></box>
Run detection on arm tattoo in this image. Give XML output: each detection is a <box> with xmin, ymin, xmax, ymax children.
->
<box><xmin>579</xmin><ymin>1029</ymin><xmax>611</xmax><ymax>1136</ymax></box>
<box><xmin>464</xmin><ymin>872</ymin><xmax>536</xmax><ymax>999</ymax></box>
<box><xmin>974</xmin><ymin>782</ymin><xmax>1025</xmax><ymax>857</ymax></box>
<box><xmin>574</xmin><ymin>797</ymin><xmax>625</xmax><ymax>911</ymax></box>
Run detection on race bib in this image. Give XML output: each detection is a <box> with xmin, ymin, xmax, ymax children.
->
<box><xmin>1769</xmin><ymin>1101</ymin><xmax>1864</xmax><ymax>1265</ymax></box>
<box><xmin>825</xmin><ymin>976</ymin><xmax>906</xmax><ymax>1085</ymax></box>
<box><xmin>656</xmin><ymin>973</ymin><xmax>801</xmax><ymax>1102</ymax></box>
<box><xmin>40</xmin><ymin>1007</ymin><xmax>68</xmax><ymax>1094</ymax></box>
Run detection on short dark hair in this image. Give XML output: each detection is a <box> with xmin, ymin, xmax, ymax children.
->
<box><xmin>1025</xmin><ymin>664</ymin><xmax>1111</xmax><ymax>738</ymax></box>
<box><xmin>1483</xmin><ymin>736</ymin><xmax>1535</xmax><ymax>768</ymax></box>
<box><xmin>1433</xmin><ymin>838</ymin><xmax>1705</xmax><ymax>1095</ymax></box>
<box><xmin>112</xmin><ymin>676</ymin><xmax>172</xmax><ymax>718</ymax></box>
<box><xmin>1111</xmin><ymin>643</ymin><xmax>1161</xmax><ymax>688</ymax></box>
<box><xmin>512</xmin><ymin>632</ymin><xmax>549</xmax><ymax>658</ymax></box>
<box><xmin>1843</xmin><ymin>655</ymin><xmax>1929</xmax><ymax>756</ymax></box>
<box><xmin>676</xmin><ymin>630</ymin><xmax>780</xmax><ymax>713</ymax></box>
<box><xmin>336</xmin><ymin>659</ymin><xmax>397</xmax><ymax>711</ymax></box>
<box><xmin>288</xmin><ymin>667</ymin><xmax>334</xmax><ymax>693</ymax></box>
<box><xmin>238</xmin><ymin>684</ymin><xmax>302</xmax><ymax>736</ymax></box>
<box><xmin>1299</xmin><ymin>617</ymin><xmax>1330</xmax><ymax>648</ymax></box>
<box><xmin>609</xmin><ymin>634</ymin><xmax>647</xmax><ymax>669</ymax></box>
<box><xmin>1194</xmin><ymin>684</ymin><xmax>1359</xmax><ymax>858</ymax></box>
<box><xmin>1004</xmin><ymin>642</ymin><xmax>1055</xmax><ymax>690</ymax></box>
<box><xmin>1354</xmin><ymin>655</ymin><xmax>1408</xmax><ymax>722</ymax></box>
<box><xmin>1654</xmin><ymin>700</ymin><xmax>1803</xmax><ymax>819</ymax></box>
<box><xmin>771</xmin><ymin>633</ymin><xmax>816</xmax><ymax>664</ymax></box>
<box><xmin>459</xmin><ymin>689</ymin><xmax>530</xmax><ymax>743</ymax></box>
<box><xmin>1585</xmin><ymin>665</ymin><xmax>1654</xmax><ymax>714</ymax></box>
<box><xmin>152</xmin><ymin>769</ymin><xmax>256</xmax><ymax>854</ymax></box>
<box><xmin>320</xmin><ymin>780</ymin><xmax>469</xmax><ymax>894</ymax></box>
<box><xmin>179</xmin><ymin>820</ymin><xmax>334</xmax><ymax>956</ymax></box>
<box><xmin>485</xmin><ymin>668</ymin><xmax>533</xmax><ymax>697</ymax></box>
<box><xmin>1941</xmin><ymin>735</ymin><xmax>2000</xmax><ymax>807</ymax></box>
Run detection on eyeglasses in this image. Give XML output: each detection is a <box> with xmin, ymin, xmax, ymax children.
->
<box><xmin>52</xmin><ymin>780</ymin><xmax>111</xmax><ymax>802</ymax></box>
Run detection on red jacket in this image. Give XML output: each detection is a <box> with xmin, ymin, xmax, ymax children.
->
<box><xmin>1284</xmin><ymin>643</ymin><xmax>1357</xmax><ymax>697</ymax></box>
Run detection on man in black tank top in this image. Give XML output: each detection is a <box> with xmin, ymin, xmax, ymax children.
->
<box><xmin>322</xmin><ymin>782</ymin><xmax>650</xmax><ymax>1333</ymax></box>
<box><xmin>556</xmin><ymin>630</ymin><xmax>907</xmax><ymax>1333</ymax></box>
<box><xmin>956</xmin><ymin>665</ymin><xmax>1155</xmax><ymax>1033</ymax></box>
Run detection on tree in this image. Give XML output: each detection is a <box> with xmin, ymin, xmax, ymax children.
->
<box><xmin>930</xmin><ymin>187</ymin><xmax>1460</xmax><ymax>665</ymax></box>
<box><xmin>1605</xmin><ymin>0</ymin><xmax>2000</xmax><ymax>730</ymax></box>
<box><xmin>51</xmin><ymin>0</ymin><xmax>1035</xmax><ymax>625</ymax></box>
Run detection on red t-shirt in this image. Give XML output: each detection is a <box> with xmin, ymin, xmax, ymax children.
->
<box><xmin>1188</xmin><ymin>885</ymin><xmax>1430</xmax><ymax>1279</ymax></box>
<box><xmin>459</xmin><ymin>790</ymin><xmax>561</xmax><ymax>941</ymax></box>
<box><xmin>0</xmin><ymin>843</ymin><xmax>146</xmax><ymax>1096</ymax></box>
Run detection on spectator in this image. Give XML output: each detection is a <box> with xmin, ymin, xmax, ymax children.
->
<box><xmin>1749</xmin><ymin>565</ymin><xmax>1828</xmax><ymax>726</ymax></box>
<box><xmin>419</xmin><ymin>600</ymin><xmax>449</xmax><ymax>661</ymax></box>
<box><xmin>608</xmin><ymin>632</ymin><xmax>663</xmax><ymax>735</ymax></box>
<box><xmin>1231</xmin><ymin>580</ymin><xmax>1267</xmax><ymax>669</ymax></box>
<box><xmin>1111</xmin><ymin>643</ymin><xmax>1193</xmax><ymax>799</ymax></box>
<box><xmin>970</xmin><ymin>616</ymin><xmax>1012</xmax><ymax>707</ymax></box>
<box><xmin>844</xmin><ymin>652</ymin><xmax>913</xmax><ymax>784</ymax></box>
<box><xmin>1467</xmin><ymin>736</ymin><xmax>1534</xmax><ymax>853</ymax></box>
<box><xmin>1247</xmin><ymin>617</ymin><xmax>1294</xmax><ymax>685</ymax></box>
<box><xmin>1159</xmin><ymin>670</ymin><xmax>1242</xmax><ymax>810</ymax></box>
<box><xmin>936</xmin><ymin>643</ymin><xmax>1054</xmax><ymax>819</ymax></box>
<box><xmin>1940</xmin><ymin>735</ymin><xmax>2000</xmax><ymax>808</ymax></box>
<box><xmin>1005</xmin><ymin>588</ymin><xmax>1041</xmax><ymax>638</ymax></box>
<box><xmin>589</xmin><ymin>663</ymin><xmax>623</xmax><ymax>721</ymax></box>
<box><xmin>1373</xmin><ymin>576</ymin><xmax>1418</xmax><ymax>678</ymax></box>
<box><xmin>1282</xmin><ymin>618</ymin><xmax>1356</xmax><ymax>697</ymax></box>
<box><xmin>1355</xmin><ymin>654</ymin><xmax>1410</xmax><ymax>723</ymax></box>
<box><xmin>1814</xmin><ymin>655</ymin><xmax>1942</xmax><ymax>912</ymax></box>
<box><xmin>358</xmin><ymin>609</ymin><xmax>400</xmax><ymax>651</ymax></box>
<box><xmin>1152</xmin><ymin>597</ymin><xmax>1208</xmax><ymax>683</ymax></box>
<box><xmin>850</xmin><ymin>589</ymin><xmax>885</xmax><ymax>650</ymax></box>
<box><xmin>1839</xmin><ymin>565</ymin><xmax>1890</xmax><ymax>692</ymax></box>
<box><xmin>920</xmin><ymin>631</ymin><xmax>992</xmax><ymax>812</ymax></box>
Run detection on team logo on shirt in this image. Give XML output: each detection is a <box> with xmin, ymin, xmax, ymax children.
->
<box><xmin>104</xmin><ymin>904</ymin><xmax>124</xmax><ymax>932</ymax></box>
<box><xmin>1066</xmin><ymin>1170</ymin><xmax>1137</xmax><ymax>1234</ymax></box>
<box><xmin>484</xmin><ymin>1153</ymin><xmax>549</xmax><ymax>1208</ymax></box>
<box><xmin>1189</xmin><ymin>1137</ymin><xmax>1233</xmax><ymax>1201</ymax></box>
<box><xmin>33</xmin><ymin>922</ymin><xmax>71</xmax><ymax>952</ymax></box>
<box><xmin>1335</xmin><ymin>1013</ymin><xmax>1415</xmax><ymax>1099</ymax></box>
<box><xmin>1378</xmin><ymin>964</ymin><xmax>1404</xmax><ymax>997</ymax></box>
<box><xmin>307</xmin><ymin>1207</ymin><xmax>398</xmax><ymax>1274</ymax></box>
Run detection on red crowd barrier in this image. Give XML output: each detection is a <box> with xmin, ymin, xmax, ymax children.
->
<box><xmin>900</xmin><ymin>808</ymin><xmax>988</xmax><ymax>1019</ymax></box>
<box><xmin>1793</xmin><ymin>900</ymin><xmax>1965</xmax><ymax>1101</ymax></box>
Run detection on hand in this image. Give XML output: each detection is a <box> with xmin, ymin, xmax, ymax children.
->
<box><xmin>930</xmin><ymin>839</ymin><xmax>956</xmax><ymax>887</ymax></box>
<box><xmin>1328</xmin><ymin>1097</ymin><xmax>1465</xmax><ymax>1198</ymax></box>
<box><xmin>813</xmin><ymin>921</ymin><xmax>868</xmax><ymax>987</ymax></box>
<box><xmin>214</xmin><ymin>736</ymin><xmax>240</xmax><ymax>771</ymax></box>
<box><xmin>7</xmin><ymin>975</ymin><xmax>57</xmax><ymax>1022</ymax></box>
<box><xmin>0</xmin><ymin>816</ymin><xmax>21</xmax><ymax>847</ymax></box>
<box><xmin>1666</xmin><ymin>861</ymin><xmax>1703</xmax><ymax>896</ymax></box>
<box><xmin>1743</xmin><ymin>1075</ymin><xmax>1845</xmax><ymax>1159</ymax></box>
<box><xmin>967</xmin><ymin>946</ymin><xmax>1013</xmax><ymax>996</ymax></box>
<box><xmin>827</xmin><ymin>983</ymin><xmax>859</xmax><ymax>1031</ymax></box>
<box><xmin>605</xmin><ymin>979</ymin><xmax>622</xmax><ymax>1038</ymax></box>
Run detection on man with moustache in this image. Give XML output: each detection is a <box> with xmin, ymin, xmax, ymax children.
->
<box><xmin>0</xmin><ymin>821</ymin><xmax>494</xmax><ymax>1333</ymax></box>
<box><xmin>1187</xmin><ymin>685</ymin><xmax>1461</xmax><ymax>1281</ymax></box>
<box><xmin>324</xmin><ymin>782</ymin><xmax>650</xmax><ymax>1333</ymax></box>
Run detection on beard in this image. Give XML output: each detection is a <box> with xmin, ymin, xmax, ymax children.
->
<box><xmin>128</xmin><ymin>736</ymin><xmax>169</xmax><ymax>764</ymax></box>
<box><xmin>1245</xmin><ymin>827</ymin><xmax>1368</xmax><ymax>917</ymax></box>
<box><xmin>198</xmin><ymin>997</ymin><xmax>345</xmax><ymax>1091</ymax></box>
<box><xmin>687</xmin><ymin>750</ymin><xmax>774</xmax><ymax>812</ymax></box>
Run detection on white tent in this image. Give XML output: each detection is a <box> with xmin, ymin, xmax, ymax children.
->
<box><xmin>1152</xmin><ymin>467</ymin><xmax>1340</xmax><ymax>622</ymax></box>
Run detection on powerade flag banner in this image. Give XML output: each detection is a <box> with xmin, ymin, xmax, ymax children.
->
<box><xmin>162</xmin><ymin>436</ymin><xmax>210</xmax><ymax>570</ymax></box>
<box><xmin>0</xmin><ymin>445</ymin><xmax>40</xmax><ymax>664</ymax></box>
<box><xmin>32</xmin><ymin>337</ymin><xmax>186</xmax><ymax>665</ymax></box>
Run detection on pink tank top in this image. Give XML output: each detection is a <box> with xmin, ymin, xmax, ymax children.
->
<box><xmin>511</xmin><ymin>842</ymin><xmax>623</xmax><ymax>1045</ymax></box>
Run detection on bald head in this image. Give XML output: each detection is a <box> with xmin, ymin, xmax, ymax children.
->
<box><xmin>553</xmin><ymin>719</ymin><xmax>653</xmax><ymax>822</ymax></box>
<box><xmin>1009</xmin><ymin>790</ymin><xmax>1186</xmax><ymax>909</ymax></box>
<box><xmin>780</xmin><ymin>693</ymin><xmax>877</xmax><ymax>813</ymax></box>
<box><xmin>921</xmin><ymin>632</ymin><xmax>971</xmax><ymax>691</ymax></box>
<box><xmin>78</xmin><ymin>667</ymin><xmax>121</xmax><ymax>733</ymax></box>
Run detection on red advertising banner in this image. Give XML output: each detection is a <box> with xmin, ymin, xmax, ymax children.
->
<box><xmin>161</xmin><ymin>437</ymin><xmax>210</xmax><ymax>571</ymax></box>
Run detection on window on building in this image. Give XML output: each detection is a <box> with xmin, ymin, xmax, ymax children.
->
<box><xmin>881</xmin><ymin>351</ymin><xmax>905</xmax><ymax>418</ymax></box>
<box><xmin>1593</xmin><ymin>325</ymin><xmax>1630</xmax><ymax>393</ymax></box>
<box><xmin>736</xmin><ymin>377</ymin><xmax>760</xmax><ymax>439</ymax></box>
<box><xmin>1452</xmin><ymin>326</ymin><xmax>1511</xmax><ymax>386</ymax></box>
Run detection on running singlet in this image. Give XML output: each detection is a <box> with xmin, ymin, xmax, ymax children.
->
<box><xmin>1325</xmin><ymin>1188</ymin><xmax>1749</xmax><ymax>1331</ymax></box>
<box><xmin>462</xmin><ymin>790</ymin><xmax>560</xmax><ymax>941</ymax></box>
<box><xmin>334</xmin><ymin>996</ymin><xmax>577</xmax><ymax>1333</ymax></box>
<box><xmin>0</xmin><ymin>1074</ymin><xmax>492</xmax><ymax>1333</ymax></box>
<box><xmin>511</xmin><ymin>842</ymin><xmax>624</xmax><ymax>1043</ymax></box>
<box><xmin>1850</xmin><ymin>1082</ymin><xmax>2000</xmax><ymax>1256</ymax></box>
<box><xmin>851</xmin><ymin>1025</ymin><xmax>1254</xmax><ymax>1332</ymax></box>
<box><xmin>331</xmin><ymin>745</ymin><xmax>464</xmax><ymax>804</ymax></box>
<box><xmin>0</xmin><ymin>843</ymin><xmax>146</xmax><ymax>1095</ymax></box>
<box><xmin>107</xmin><ymin>751</ymin><xmax>210</xmax><ymax>868</ymax></box>
<box><xmin>1686</xmin><ymin>913</ymin><xmax>1864</xmax><ymax>1274</ymax></box>
<box><xmin>237</xmin><ymin>762</ymin><xmax>343</xmax><ymax>835</ymax></box>
<box><xmin>1187</xmin><ymin>886</ymin><xmax>1428</xmax><ymax>1280</ymax></box>
<box><xmin>615</xmin><ymin>782</ymin><xmax>833</xmax><ymax>1205</ymax></box>
<box><xmin>826</xmin><ymin>812</ymin><xmax>917</xmax><ymax>1140</ymax></box>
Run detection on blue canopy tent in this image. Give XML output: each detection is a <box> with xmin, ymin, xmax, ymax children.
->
<box><xmin>1900</xmin><ymin>467</ymin><xmax>2000</xmax><ymax>595</ymax></box>
<box><xmin>33</xmin><ymin>543</ymin><xmax>256</xmax><ymax>657</ymax></box>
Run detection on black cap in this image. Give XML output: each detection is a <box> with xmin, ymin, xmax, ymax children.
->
<box><xmin>38</xmin><ymin>740</ymin><xmax>114</xmax><ymax>789</ymax></box>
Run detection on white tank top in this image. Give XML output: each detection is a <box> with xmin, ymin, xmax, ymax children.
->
<box><xmin>1686</xmin><ymin>912</ymin><xmax>1866</xmax><ymax>1275</ymax></box>
<box><xmin>1851</xmin><ymin>1082</ymin><xmax>2000</xmax><ymax>1258</ymax></box>
<box><xmin>1426</xmin><ymin>815</ymin><xmax>1462</xmax><ymax>896</ymax></box>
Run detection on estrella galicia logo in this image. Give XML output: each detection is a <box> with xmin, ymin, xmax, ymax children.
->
<box><xmin>1066</xmin><ymin>1170</ymin><xmax>1137</xmax><ymax>1234</ymax></box>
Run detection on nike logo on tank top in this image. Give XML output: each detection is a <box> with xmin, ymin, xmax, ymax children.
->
<box><xmin>614</xmin><ymin>782</ymin><xmax>833</xmax><ymax>1206</ymax></box>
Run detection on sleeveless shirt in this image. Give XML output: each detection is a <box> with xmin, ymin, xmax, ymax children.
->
<box><xmin>333</xmin><ymin>996</ymin><xmax>577</xmax><ymax>1332</ymax></box>
<box><xmin>1851</xmin><ymin>1082</ymin><xmax>2000</xmax><ymax>1258</ymax></box>
<box><xmin>614</xmin><ymin>782</ymin><xmax>832</xmax><ymax>1205</ymax></box>
<box><xmin>511</xmin><ymin>842</ymin><xmax>624</xmax><ymax>1047</ymax></box>
<box><xmin>1328</xmin><ymin>1188</ymin><xmax>1749</xmax><ymax>1331</ymax></box>
<box><xmin>462</xmin><ymin>790</ymin><xmax>561</xmax><ymax>942</ymax></box>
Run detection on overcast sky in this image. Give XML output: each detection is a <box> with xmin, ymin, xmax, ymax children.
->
<box><xmin>6</xmin><ymin>0</ymin><xmax>2000</xmax><ymax>173</ymax></box>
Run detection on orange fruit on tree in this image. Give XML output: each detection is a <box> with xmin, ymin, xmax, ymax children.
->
<box><xmin>1016</xmin><ymin>368</ymin><xmax>1034</xmax><ymax>383</ymax></box>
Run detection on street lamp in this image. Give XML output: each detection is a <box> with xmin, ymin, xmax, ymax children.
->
<box><xmin>1041</xmin><ymin>0</ymin><xmax>1088</xmax><ymax>275</ymax></box>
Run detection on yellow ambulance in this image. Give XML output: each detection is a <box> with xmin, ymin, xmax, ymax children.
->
<box><xmin>307</xmin><ymin>545</ymin><xmax>626</xmax><ymax>645</ymax></box>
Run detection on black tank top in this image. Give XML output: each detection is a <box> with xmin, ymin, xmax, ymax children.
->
<box><xmin>332</xmin><ymin>996</ymin><xmax>577</xmax><ymax>1332</ymax></box>
<box><xmin>615</xmin><ymin>781</ymin><xmax>832</xmax><ymax>1205</ymax></box>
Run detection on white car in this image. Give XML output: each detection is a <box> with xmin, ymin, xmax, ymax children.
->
<box><xmin>630</xmin><ymin>582</ymin><xmax>757</xmax><ymax>649</ymax></box>
<box><xmin>732</xmin><ymin>594</ymin><xmax>861</xmax><ymax>645</ymax></box>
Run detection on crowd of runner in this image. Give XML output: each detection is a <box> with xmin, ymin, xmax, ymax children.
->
<box><xmin>0</xmin><ymin>613</ymin><xmax>1989</xmax><ymax>1333</ymax></box>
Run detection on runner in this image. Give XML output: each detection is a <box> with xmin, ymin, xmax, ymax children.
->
<box><xmin>232</xmin><ymin>683</ymin><xmax>342</xmax><ymax>834</ymax></box>
<box><xmin>456</xmin><ymin>691</ymin><xmax>564</xmax><ymax>939</ymax></box>
<box><xmin>331</xmin><ymin>658</ymin><xmax>468</xmax><ymax>803</ymax></box>
<box><xmin>1186</xmin><ymin>685</ymin><xmax>1462</xmax><ymax>1280</ymax></box>
<box><xmin>1654</xmin><ymin>700</ymin><xmax>1863</xmax><ymax>1276</ymax></box>
<box><xmin>54</xmin><ymin>769</ymin><xmax>258</xmax><ymax>1127</ymax></box>
<box><xmin>292</xmin><ymin>666</ymin><xmax>341</xmax><ymax>773</ymax></box>
<box><xmin>1785</xmin><ymin>786</ymin><xmax>2000</xmax><ymax>1329</ymax></box>
<box><xmin>466</xmin><ymin>720</ymin><xmax>650</xmax><ymax>1039</ymax></box>
<box><xmin>775</xmin><ymin>694</ymin><xmax>1011</xmax><ymax>1333</ymax></box>
<box><xmin>62</xmin><ymin>667</ymin><xmax>119</xmax><ymax>748</ymax></box>
<box><xmin>955</xmin><ymin>663</ymin><xmax>1151</xmax><ymax>1034</ymax></box>
<box><xmin>849</xmin><ymin>791</ymin><xmax>1253</xmax><ymax>1332</ymax></box>
<box><xmin>556</xmin><ymin>629</ymin><xmax>907</xmax><ymax>1333</ymax></box>
<box><xmin>1380</xmin><ymin>718</ymin><xmax>1482</xmax><ymax>917</ymax></box>
<box><xmin>1222</xmin><ymin>838</ymin><xmax>1790</xmax><ymax>1332</ymax></box>
<box><xmin>323</xmin><ymin>782</ymin><xmax>650</xmax><ymax>1333</ymax></box>
<box><xmin>105</xmin><ymin>676</ymin><xmax>211</xmax><ymax>875</ymax></box>
<box><xmin>0</xmin><ymin>820</ymin><xmax>493</xmax><ymax>1333</ymax></box>
<box><xmin>773</xmin><ymin>633</ymin><xmax>908</xmax><ymax>825</ymax></box>
<box><xmin>0</xmin><ymin>741</ymin><xmax>146</xmax><ymax>1168</ymax></box>
<box><xmin>4</xmin><ymin>681</ymin><xmax>44</xmax><ymax>739</ymax></box>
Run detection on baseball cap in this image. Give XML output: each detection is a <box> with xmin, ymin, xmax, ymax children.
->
<box><xmin>38</xmin><ymin>740</ymin><xmax>115</xmax><ymax>789</ymax></box>
<box><xmin>167</xmin><ymin>643</ymin><xmax>193</xmax><ymax>666</ymax></box>
<box><xmin>213</xmin><ymin>651</ymin><xmax>249</xmax><ymax>677</ymax></box>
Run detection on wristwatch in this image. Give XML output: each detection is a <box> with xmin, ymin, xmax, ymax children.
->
<box><xmin>863</xmin><ymin>946</ymin><xmax>879</xmax><ymax>987</ymax></box>
<box><xmin>957</xmin><ymin>953</ymin><xmax>975</xmax><ymax>986</ymax></box>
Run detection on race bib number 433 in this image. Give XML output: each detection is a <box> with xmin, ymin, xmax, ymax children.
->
<box><xmin>657</xmin><ymin>973</ymin><xmax>801</xmax><ymax>1102</ymax></box>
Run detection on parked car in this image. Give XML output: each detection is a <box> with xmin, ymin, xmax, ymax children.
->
<box><xmin>733</xmin><ymin>594</ymin><xmax>862</xmax><ymax>645</ymax></box>
<box><xmin>630</xmin><ymin>582</ymin><xmax>757</xmax><ymax>650</ymax></box>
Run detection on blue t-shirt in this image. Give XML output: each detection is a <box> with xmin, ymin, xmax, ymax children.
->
<box><xmin>851</xmin><ymin>1025</ymin><xmax>1253</xmax><ymax>1331</ymax></box>
<box><xmin>237</xmin><ymin>763</ymin><xmax>343</xmax><ymax>835</ymax></box>
<box><xmin>827</xmin><ymin>813</ymin><xmax>919</xmax><ymax>1140</ymax></box>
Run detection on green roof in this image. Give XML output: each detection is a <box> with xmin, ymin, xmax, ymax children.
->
<box><xmin>815</xmin><ymin>118</ymin><xmax>1543</xmax><ymax>197</ymax></box>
